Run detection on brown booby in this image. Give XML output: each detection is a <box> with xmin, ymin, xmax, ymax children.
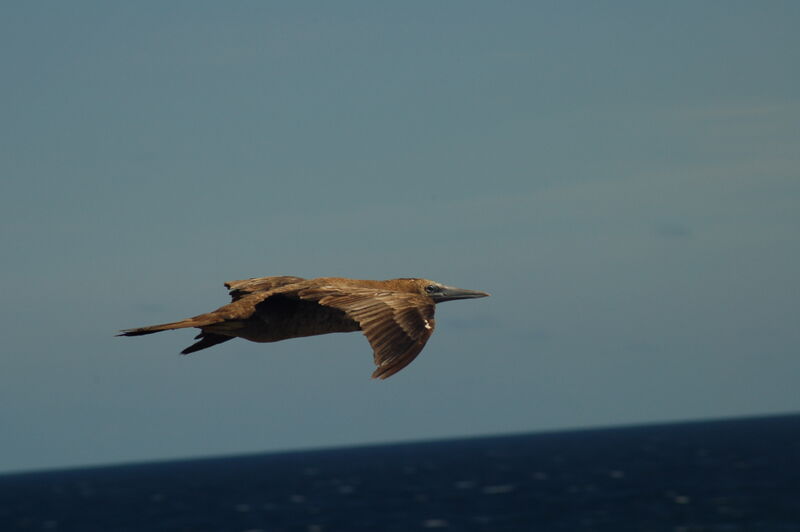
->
<box><xmin>119</xmin><ymin>276</ymin><xmax>489</xmax><ymax>379</ymax></box>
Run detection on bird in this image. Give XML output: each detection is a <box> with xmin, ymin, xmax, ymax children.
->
<box><xmin>119</xmin><ymin>276</ymin><xmax>489</xmax><ymax>379</ymax></box>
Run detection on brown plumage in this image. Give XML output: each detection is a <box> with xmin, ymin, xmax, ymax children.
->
<box><xmin>119</xmin><ymin>276</ymin><xmax>489</xmax><ymax>379</ymax></box>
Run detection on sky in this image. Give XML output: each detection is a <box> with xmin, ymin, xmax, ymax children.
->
<box><xmin>1</xmin><ymin>1</ymin><xmax>798</xmax><ymax>474</ymax></box>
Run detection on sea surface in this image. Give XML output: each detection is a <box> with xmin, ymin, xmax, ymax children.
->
<box><xmin>1</xmin><ymin>414</ymin><xmax>799</xmax><ymax>531</ymax></box>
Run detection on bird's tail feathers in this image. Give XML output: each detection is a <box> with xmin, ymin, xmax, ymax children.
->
<box><xmin>117</xmin><ymin>313</ymin><xmax>221</xmax><ymax>337</ymax></box>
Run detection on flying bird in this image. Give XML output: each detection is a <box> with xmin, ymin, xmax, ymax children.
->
<box><xmin>119</xmin><ymin>276</ymin><xmax>489</xmax><ymax>379</ymax></box>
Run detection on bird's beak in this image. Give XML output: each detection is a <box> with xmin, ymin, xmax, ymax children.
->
<box><xmin>434</xmin><ymin>285</ymin><xmax>490</xmax><ymax>303</ymax></box>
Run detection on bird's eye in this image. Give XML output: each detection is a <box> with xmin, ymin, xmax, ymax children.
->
<box><xmin>425</xmin><ymin>285</ymin><xmax>438</xmax><ymax>293</ymax></box>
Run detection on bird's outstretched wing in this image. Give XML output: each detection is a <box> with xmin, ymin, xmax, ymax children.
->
<box><xmin>296</xmin><ymin>286</ymin><xmax>436</xmax><ymax>379</ymax></box>
<box><xmin>224</xmin><ymin>276</ymin><xmax>306</xmax><ymax>301</ymax></box>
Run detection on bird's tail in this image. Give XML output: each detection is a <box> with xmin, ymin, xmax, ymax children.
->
<box><xmin>117</xmin><ymin>313</ymin><xmax>221</xmax><ymax>337</ymax></box>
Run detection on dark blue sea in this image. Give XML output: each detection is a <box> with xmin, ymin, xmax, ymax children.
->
<box><xmin>2</xmin><ymin>414</ymin><xmax>799</xmax><ymax>531</ymax></box>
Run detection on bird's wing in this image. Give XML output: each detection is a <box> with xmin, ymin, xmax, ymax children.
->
<box><xmin>296</xmin><ymin>286</ymin><xmax>436</xmax><ymax>379</ymax></box>
<box><xmin>224</xmin><ymin>276</ymin><xmax>306</xmax><ymax>301</ymax></box>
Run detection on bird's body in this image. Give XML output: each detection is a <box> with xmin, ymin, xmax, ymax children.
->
<box><xmin>119</xmin><ymin>276</ymin><xmax>489</xmax><ymax>378</ymax></box>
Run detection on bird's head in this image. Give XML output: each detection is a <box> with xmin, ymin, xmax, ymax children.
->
<box><xmin>401</xmin><ymin>278</ymin><xmax>490</xmax><ymax>303</ymax></box>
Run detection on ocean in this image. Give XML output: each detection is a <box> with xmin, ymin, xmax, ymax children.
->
<box><xmin>1</xmin><ymin>414</ymin><xmax>799</xmax><ymax>531</ymax></box>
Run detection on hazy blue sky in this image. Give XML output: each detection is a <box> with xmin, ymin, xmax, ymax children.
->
<box><xmin>1</xmin><ymin>1</ymin><xmax>798</xmax><ymax>473</ymax></box>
